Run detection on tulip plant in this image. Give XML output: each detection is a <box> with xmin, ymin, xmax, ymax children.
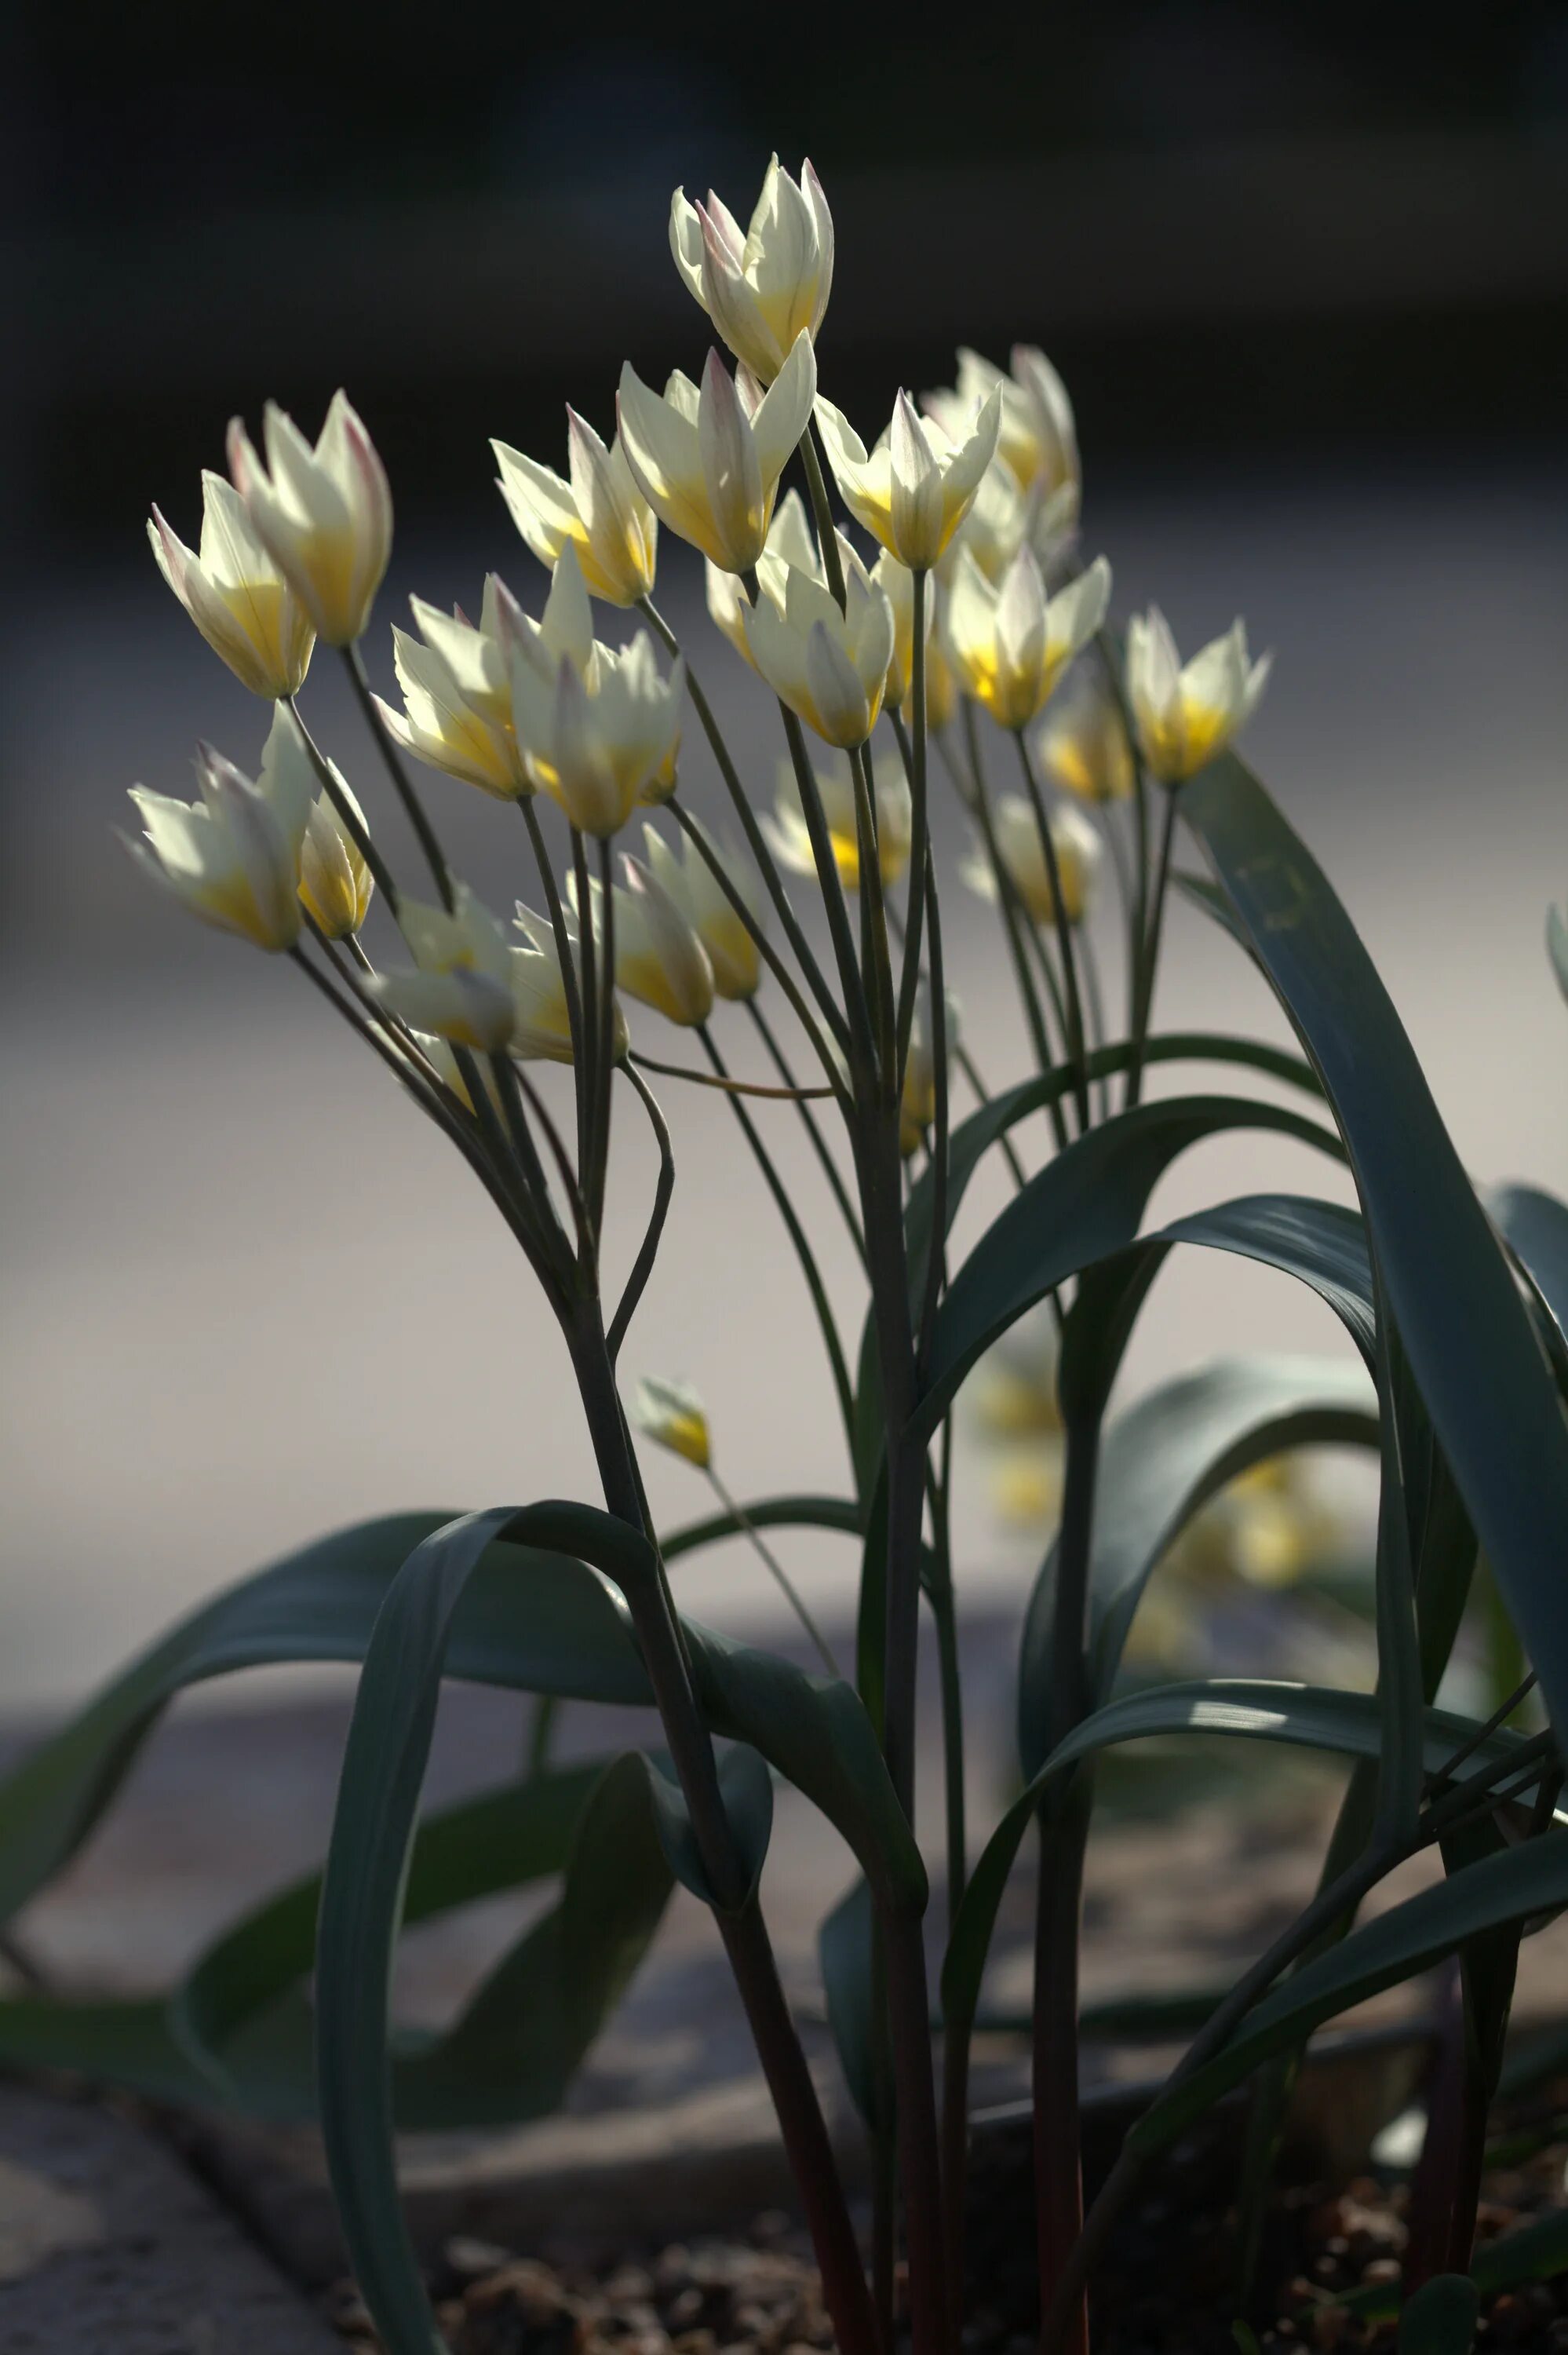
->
<box><xmin>5</xmin><ymin>153</ymin><xmax>1568</xmax><ymax>2355</ymax></box>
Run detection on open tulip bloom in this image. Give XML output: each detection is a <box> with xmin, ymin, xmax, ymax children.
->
<box><xmin>86</xmin><ymin>146</ymin><xmax>1568</xmax><ymax>2355</ymax></box>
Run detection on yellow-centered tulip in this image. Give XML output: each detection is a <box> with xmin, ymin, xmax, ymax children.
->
<box><xmin>1124</xmin><ymin>608</ymin><xmax>1272</xmax><ymax>784</ymax></box>
<box><xmin>669</xmin><ymin>155</ymin><xmax>833</xmax><ymax>385</ymax></box>
<box><xmin>814</xmin><ymin>386</ymin><xmax>1000</xmax><ymax>571</ymax></box>
<box><xmin>706</xmin><ymin>490</ymin><xmax>819</xmax><ymax>665</ymax></box>
<box><xmin>148</xmin><ymin>471</ymin><xmax>315</xmax><ymax>697</ymax></box>
<box><xmin>617</xmin><ymin>337</ymin><xmax>817</xmax><ymax>574</ymax></box>
<box><xmin>493</xmin><ymin>410</ymin><xmax>657</xmax><ymax>606</ymax></box>
<box><xmin>1035</xmin><ymin>679</ymin><xmax>1136</xmax><ymax>805</ymax></box>
<box><xmin>767</xmin><ymin>754</ymin><xmax>911</xmax><ymax>893</ymax></box>
<box><xmin>512</xmin><ymin>904</ymin><xmax>629</xmax><ymax>1065</ymax></box>
<box><xmin>376</xmin><ymin>576</ymin><xmax>534</xmax><ymax>799</ymax></box>
<box><xmin>947</xmin><ymin>550</ymin><xmax>1111</xmax><ymax>732</ymax></box>
<box><xmin>927</xmin><ymin>345</ymin><xmax>1080</xmax><ymax>509</ymax></box>
<box><xmin>742</xmin><ymin>546</ymin><xmax>895</xmax><ymax>749</ymax></box>
<box><xmin>644</xmin><ymin>820</ymin><xmax>766</xmax><ymax>1002</ymax></box>
<box><xmin>501</xmin><ymin>548</ymin><xmax>685</xmax><ymax>836</ymax></box>
<box><xmin>596</xmin><ymin>856</ymin><xmax>716</xmax><ymax>1028</ymax></box>
<box><xmin>227</xmin><ymin>391</ymin><xmax>392</xmax><ymax>648</ymax></box>
<box><xmin>124</xmin><ymin>705</ymin><xmax>315</xmax><ymax>952</ymax></box>
<box><xmin>961</xmin><ymin>794</ymin><xmax>1103</xmax><ymax>927</ymax></box>
<box><xmin>368</xmin><ymin>888</ymin><xmax>520</xmax><ymax>1053</ymax></box>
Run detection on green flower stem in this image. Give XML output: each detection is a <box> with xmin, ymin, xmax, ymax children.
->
<box><xmin>1124</xmin><ymin>787</ymin><xmax>1180</xmax><ymax>1109</ymax></box>
<box><xmin>565</xmin><ymin>1308</ymin><xmax>880</xmax><ymax>2355</ymax></box>
<box><xmin>881</xmin><ymin>866</ymin><xmax>1028</xmax><ymax>1193</ymax></box>
<box><xmin>523</xmin><ymin>1692</ymin><xmax>559</xmax><ymax>1780</ymax></box>
<box><xmin>746</xmin><ymin>998</ymin><xmax>868</xmax><ymax>1268</ymax></box>
<box><xmin>667</xmin><ymin>798</ymin><xmax>847</xmax><ymax>1101</ymax></box>
<box><xmin>592</xmin><ymin>834</ymin><xmax>619</xmax><ymax>1236</ymax></box>
<box><xmin>570</xmin><ymin>827</ymin><xmax>601</xmax><ymax>1238</ymax></box>
<box><xmin>287</xmin><ymin>697</ymin><xmax>401</xmax><ymax>913</ymax></box>
<box><xmin>916</xmin><ymin>851</ymin><xmax>950</xmax><ymax>1382</ymax></box>
<box><xmin>608</xmin><ymin>1061</ymin><xmax>674</xmax><ymax>1360</ymax></box>
<box><xmin>342</xmin><ymin>644</ymin><xmax>456</xmax><ymax>912</ymax></box>
<box><xmin>1093</xmin><ymin>626</ymin><xmax>1151</xmax><ymax>1035</ymax></box>
<box><xmin>519</xmin><ymin>797</ymin><xmax>586</xmax><ymax>1089</ymax></box>
<box><xmin>639</xmin><ymin>598</ymin><xmax>851</xmax><ymax>1057</ymax></box>
<box><xmin>850</xmin><ymin>738</ymin><xmax>898</xmax><ymax>1086</ymax></box>
<box><xmin>698</xmin><ymin>1026</ymin><xmax>858</xmax><ymax>1473</ymax></box>
<box><xmin>288</xmin><ymin>946</ymin><xmax>555</xmax><ymax>1284</ymax></box>
<box><xmin>957</xmin><ymin>704</ymin><xmax>1068</xmax><ymax>1149</ymax></box>
<box><xmin>704</xmin><ymin>1463</ymin><xmax>841</xmax><ymax>1678</ymax></box>
<box><xmin>1013</xmin><ymin>728</ymin><xmax>1089</xmax><ymax>1131</ymax></box>
<box><xmin>895</xmin><ymin>569</ymin><xmax>930</xmax><ymax>1082</ymax></box>
<box><xmin>778</xmin><ymin>703</ymin><xmax>879</xmax><ymax>1092</ymax></box>
<box><xmin>1077</xmin><ymin>922</ymin><xmax>1110</xmax><ymax>1123</ymax></box>
<box><xmin>801</xmin><ymin>422</ymin><xmax>849</xmax><ymax>613</ymax></box>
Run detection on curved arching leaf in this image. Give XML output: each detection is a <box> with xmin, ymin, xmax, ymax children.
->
<box><xmin>917</xmin><ymin>1094</ymin><xmax>1344</xmax><ymax>1445</ymax></box>
<box><xmin>1124</xmin><ymin>1830</ymin><xmax>1568</xmax><ymax>2160</ymax></box>
<box><xmin>943</xmin><ymin>1678</ymin><xmax>1551</xmax><ymax>2083</ymax></box>
<box><xmin>1491</xmin><ymin>1181</ymin><xmax>1568</xmax><ymax>1382</ymax></box>
<box><xmin>1018</xmin><ymin>1354</ymin><xmax>1379</xmax><ymax>1776</ymax></box>
<box><xmin>0</xmin><ymin>1502</ymin><xmax>920</xmax><ymax>1933</ymax></box>
<box><xmin>851</xmin><ymin>1039</ymin><xmax>1329</xmax><ymax>1498</ymax></box>
<box><xmin>1182</xmin><ymin>754</ymin><xmax>1568</xmax><ymax>1740</ymax></box>
<box><xmin>0</xmin><ymin>1513</ymin><xmax>647</xmax><ymax>1926</ymax></box>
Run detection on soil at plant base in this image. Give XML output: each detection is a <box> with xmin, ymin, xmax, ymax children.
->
<box><xmin>317</xmin><ymin>2084</ymin><xmax>1568</xmax><ymax>2355</ymax></box>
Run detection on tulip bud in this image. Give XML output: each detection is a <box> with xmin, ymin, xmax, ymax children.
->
<box><xmin>148</xmin><ymin>472</ymin><xmax>315</xmax><ymax>697</ymax></box>
<box><xmin>899</xmin><ymin>978</ymin><xmax>961</xmax><ymax>1158</ymax></box>
<box><xmin>298</xmin><ymin>779</ymin><xmax>374</xmax><ymax>940</ymax></box>
<box><xmin>1124</xmin><ymin>608</ymin><xmax>1273</xmax><ymax>785</ymax></box>
<box><xmin>815</xmin><ymin>387</ymin><xmax>1001</xmax><ymax>571</ymax></box>
<box><xmin>767</xmin><ymin>754</ymin><xmax>912</xmax><ymax>894</ymax></box>
<box><xmin>227</xmin><ymin>390</ymin><xmax>392</xmax><ymax>648</ymax></box>
<box><xmin>493</xmin><ymin>410</ymin><xmax>658</xmax><ymax>607</ymax></box>
<box><xmin>669</xmin><ymin>155</ymin><xmax>833</xmax><ymax>385</ymax></box>
<box><xmin>617</xmin><ymin>335</ymin><xmax>816</xmax><ymax>575</ymax></box>
<box><xmin>603</xmin><ymin>856</ymin><xmax>715</xmax><ymax>1028</ymax></box>
<box><xmin>124</xmin><ymin>704</ymin><xmax>314</xmax><ymax>953</ymax></box>
<box><xmin>643</xmin><ymin>820</ymin><xmax>767</xmax><ymax>1003</ymax></box>
<box><xmin>512</xmin><ymin>904</ymin><xmax>630</xmax><ymax>1065</ymax></box>
<box><xmin>630</xmin><ymin>1375</ymin><xmax>711</xmax><ymax>1469</ymax></box>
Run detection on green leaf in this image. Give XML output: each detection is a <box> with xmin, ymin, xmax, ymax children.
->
<box><xmin>1398</xmin><ymin>2275</ymin><xmax>1478</xmax><ymax>2355</ymax></box>
<box><xmin>0</xmin><ymin>1513</ymin><xmax>647</xmax><ymax>1927</ymax></box>
<box><xmin>1018</xmin><ymin>1355</ymin><xmax>1379</xmax><ymax>1776</ymax></box>
<box><xmin>314</xmin><ymin>1507</ymin><xmax>683</xmax><ymax>2355</ymax></box>
<box><xmin>1490</xmin><ymin>1182</ymin><xmax>1568</xmax><ymax>1382</ymax></box>
<box><xmin>920</xmin><ymin>1095</ymin><xmax>1344</xmax><ymax>1444</ymax></box>
<box><xmin>1548</xmin><ymin>905</ymin><xmax>1568</xmax><ymax>1006</ymax></box>
<box><xmin>943</xmin><ymin>1678</ymin><xmax>1552</xmax><ymax>2109</ymax></box>
<box><xmin>1181</xmin><ymin>754</ymin><xmax>1568</xmax><ymax>1742</ymax></box>
<box><xmin>0</xmin><ymin>1500</ymin><xmax>918</xmax><ymax>1933</ymax></box>
<box><xmin>176</xmin><ymin>1761</ymin><xmax>606</xmax><ymax>2083</ymax></box>
<box><xmin>819</xmin><ymin>1876</ymin><xmax>881</xmax><ymax>2126</ymax></box>
<box><xmin>851</xmin><ymin>1036</ymin><xmax>1328</xmax><ymax>1502</ymax></box>
<box><xmin>1126</xmin><ymin>1831</ymin><xmax>1568</xmax><ymax>2159</ymax></box>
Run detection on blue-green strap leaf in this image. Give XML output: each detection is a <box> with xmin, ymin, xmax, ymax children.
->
<box><xmin>1181</xmin><ymin>754</ymin><xmax>1568</xmax><ymax>1740</ymax></box>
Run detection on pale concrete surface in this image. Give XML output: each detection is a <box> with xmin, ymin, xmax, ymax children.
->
<box><xmin>0</xmin><ymin>2083</ymin><xmax>337</xmax><ymax>2353</ymax></box>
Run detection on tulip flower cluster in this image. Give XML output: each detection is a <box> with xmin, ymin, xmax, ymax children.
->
<box><xmin>125</xmin><ymin>150</ymin><xmax>1291</xmax><ymax>2355</ymax></box>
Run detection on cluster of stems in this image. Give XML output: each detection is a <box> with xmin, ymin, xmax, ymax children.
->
<box><xmin>269</xmin><ymin>402</ymin><xmax>1551</xmax><ymax>2355</ymax></box>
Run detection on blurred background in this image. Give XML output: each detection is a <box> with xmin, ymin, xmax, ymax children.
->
<box><xmin>4</xmin><ymin>8</ymin><xmax>1568</xmax><ymax>1714</ymax></box>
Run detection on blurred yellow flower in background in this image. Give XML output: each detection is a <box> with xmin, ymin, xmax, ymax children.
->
<box><xmin>1125</xmin><ymin>607</ymin><xmax>1272</xmax><ymax>785</ymax></box>
<box><xmin>766</xmin><ymin>754</ymin><xmax>912</xmax><ymax>893</ymax></box>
